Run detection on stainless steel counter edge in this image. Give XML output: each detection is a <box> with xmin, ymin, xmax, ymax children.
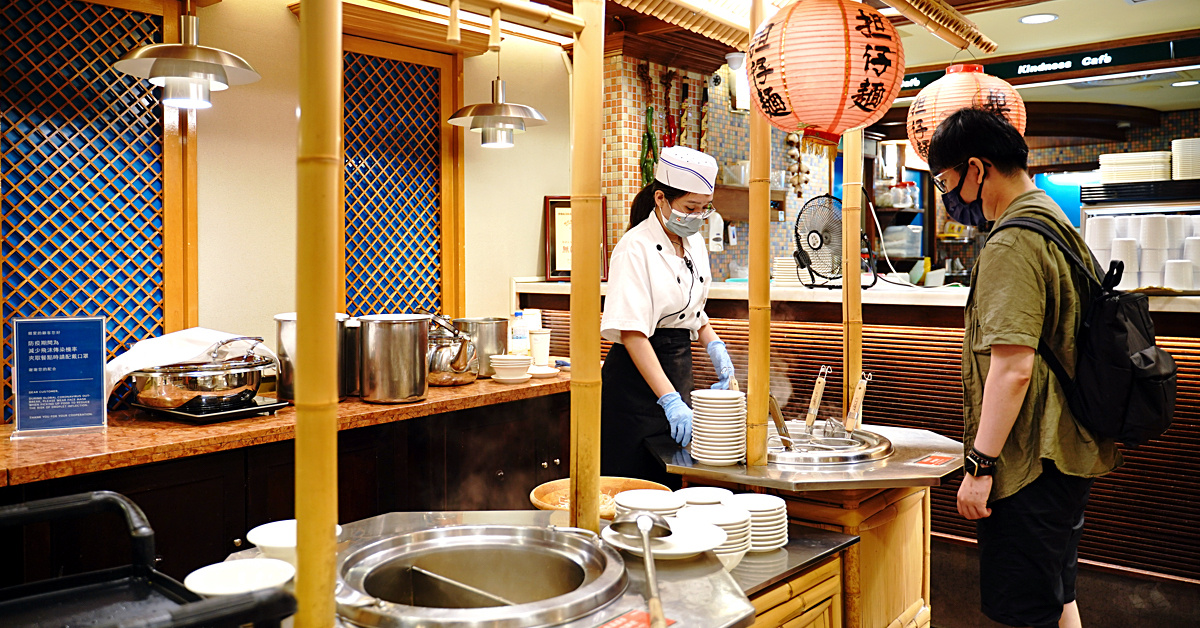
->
<box><xmin>650</xmin><ymin>425</ymin><xmax>965</xmax><ymax>492</ymax></box>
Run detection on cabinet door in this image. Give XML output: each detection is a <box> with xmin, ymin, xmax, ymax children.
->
<box><xmin>443</xmin><ymin>404</ymin><xmax>541</xmax><ymax>510</ymax></box>
<box><xmin>534</xmin><ymin>394</ymin><xmax>571</xmax><ymax>485</ymax></box>
<box><xmin>17</xmin><ymin>450</ymin><xmax>246</xmax><ymax>583</ymax></box>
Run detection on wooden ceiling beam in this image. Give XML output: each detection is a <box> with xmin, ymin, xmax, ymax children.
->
<box><xmin>616</xmin><ymin>14</ymin><xmax>684</xmax><ymax>37</ymax></box>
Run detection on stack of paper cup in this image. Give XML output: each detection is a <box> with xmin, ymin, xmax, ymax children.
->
<box><xmin>1110</xmin><ymin>238</ymin><xmax>1140</xmax><ymax>291</ymax></box>
<box><xmin>1164</xmin><ymin>260</ymin><xmax>1194</xmax><ymax>291</ymax></box>
<box><xmin>1114</xmin><ymin>215</ymin><xmax>1135</xmax><ymax>239</ymax></box>
<box><xmin>1167</xmin><ymin>216</ymin><xmax>1189</xmax><ymax>252</ymax></box>
<box><xmin>1138</xmin><ymin>216</ymin><xmax>1169</xmax><ymax>288</ymax></box>
<box><xmin>1084</xmin><ymin>216</ymin><xmax>1115</xmax><ymax>269</ymax></box>
<box><xmin>1184</xmin><ymin>237</ymin><xmax>1200</xmax><ymax>288</ymax></box>
<box><xmin>1189</xmin><ymin>216</ymin><xmax>1200</xmax><ymax>239</ymax></box>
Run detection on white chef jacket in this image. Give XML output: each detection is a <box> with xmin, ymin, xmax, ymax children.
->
<box><xmin>601</xmin><ymin>213</ymin><xmax>712</xmax><ymax>344</ymax></box>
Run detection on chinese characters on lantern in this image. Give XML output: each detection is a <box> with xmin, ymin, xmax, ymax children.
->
<box><xmin>850</xmin><ymin>9</ymin><xmax>894</xmax><ymax>113</ymax></box>
<box><xmin>908</xmin><ymin>93</ymin><xmax>931</xmax><ymax>158</ymax></box>
<box><xmin>748</xmin><ymin>22</ymin><xmax>791</xmax><ymax>118</ymax></box>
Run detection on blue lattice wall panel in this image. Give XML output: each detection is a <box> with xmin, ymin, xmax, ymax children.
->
<box><xmin>344</xmin><ymin>51</ymin><xmax>442</xmax><ymax>317</ymax></box>
<box><xmin>1</xmin><ymin>0</ymin><xmax>164</xmax><ymax>418</ymax></box>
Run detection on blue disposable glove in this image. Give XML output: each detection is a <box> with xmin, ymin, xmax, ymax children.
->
<box><xmin>656</xmin><ymin>392</ymin><xmax>693</xmax><ymax>447</ymax></box>
<box><xmin>707</xmin><ymin>340</ymin><xmax>735</xmax><ymax>390</ymax></box>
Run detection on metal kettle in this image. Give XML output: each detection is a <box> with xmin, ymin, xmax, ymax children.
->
<box><xmin>426</xmin><ymin>314</ymin><xmax>478</xmax><ymax>386</ymax></box>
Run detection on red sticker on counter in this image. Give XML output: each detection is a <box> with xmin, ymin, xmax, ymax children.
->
<box><xmin>598</xmin><ymin>610</ymin><xmax>676</xmax><ymax>627</ymax></box>
<box><xmin>914</xmin><ymin>454</ymin><xmax>955</xmax><ymax>466</ymax></box>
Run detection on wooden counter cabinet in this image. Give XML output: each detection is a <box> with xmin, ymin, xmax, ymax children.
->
<box><xmin>750</xmin><ymin>554</ymin><xmax>843</xmax><ymax>628</ymax></box>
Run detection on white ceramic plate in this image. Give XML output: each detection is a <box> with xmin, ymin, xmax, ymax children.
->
<box><xmin>675</xmin><ymin>505</ymin><xmax>752</xmax><ymax>528</ymax></box>
<box><xmin>614</xmin><ymin>489</ymin><xmax>686</xmax><ymax>512</ymax></box>
<box><xmin>673</xmin><ymin>486</ymin><xmax>733</xmax><ymax>505</ymax></box>
<box><xmin>692</xmin><ymin>389</ymin><xmax>746</xmax><ymax>401</ymax></box>
<box><xmin>690</xmin><ymin>455</ymin><xmax>743</xmax><ymax>467</ymax></box>
<box><xmin>492</xmin><ymin>374</ymin><xmax>532</xmax><ymax>384</ymax></box>
<box><xmin>184</xmin><ymin>558</ymin><xmax>295</xmax><ymax>597</ymax></box>
<box><xmin>602</xmin><ymin>518</ymin><xmax>727</xmax><ymax>559</ymax></box>
<box><xmin>527</xmin><ymin>365</ymin><xmax>560</xmax><ymax>378</ymax></box>
<box><xmin>723</xmin><ymin>493</ymin><xmax>787</xmax><ymax>513</ymax></box>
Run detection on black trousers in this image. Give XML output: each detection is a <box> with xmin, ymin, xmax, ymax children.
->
<box><xmin>600</xmin><ymin>328</ymin><xmax>693</xmax><ymax>490</ymax></box>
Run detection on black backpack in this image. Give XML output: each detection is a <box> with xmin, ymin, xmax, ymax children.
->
<box><xmin>988</xmin><ymin>217</ymin><xmax>1177</xmax><ymax>446</ymax></box>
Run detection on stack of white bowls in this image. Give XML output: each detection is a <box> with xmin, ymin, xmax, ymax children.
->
<box><xmin>488</xmin><ymin>354</ymin><xmax>532</xmax><ymax>384</ymax></box>
<box><xmin>614</xmin><ymin>489</ymin><xmax>685</xmax><ymax>520</ymax></box>
<box><xmin>772</xmin><ymin>256</ymin><xmax>806</xmax><ymax>287</ymax></box>
<box><xmin>1173</xmin><ymin>138</ymin><xmax>1200</xmax><ymax>180</ymax></box>
<box><xmin>675</xmin><ymin>504</ymin><xmax>753</xmax><ymax>570</ymax></box>
<box><xmin>722</xmin><ymin>493</ymin><xmax>789</xmax><ymax>552</ymax></box>
<box><xmin>1083</xmin><ymin>215</ymin><xmax>1115</xmax><ymax>270</ymax></box>
<box><xmin>689</xmin><ymin>389</ymin><xmax>747</xmax><ymax>466</ymax></box>
<box><xmin>1140</xmin><ymin>215</ymin><xmax>1171</xmax><ymax>288</ymax></box>
<box><xmin>675</xmin><ymin>486</ymin><xmax>733</xmax><ymax>506</ymax></box>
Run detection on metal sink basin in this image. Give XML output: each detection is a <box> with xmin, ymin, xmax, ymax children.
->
<box><xmin>768</xmin><ymin>420</ymin><xmax>894</xmax><ymax>465</ymax></box>
<box><xmin>336</xmin><ymin>525</ymin><xmax>627</xmax><ymax>627</ymax></box>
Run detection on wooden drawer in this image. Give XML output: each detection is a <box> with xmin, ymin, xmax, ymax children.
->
<box><xmin>750</xmin><ymin>554</ymin><xmax>842</xmax><ymax>628</ymax></box>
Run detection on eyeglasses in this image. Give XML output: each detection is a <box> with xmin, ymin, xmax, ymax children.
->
<box><xmin>665</xmin><ymin>201</ymin><xmax>718</xmax><ymax>220</ymax></box>
<box><xmin>932</xmin><ymin>161</ymin><xmax>966</xmax><ymax>194</ymax></box>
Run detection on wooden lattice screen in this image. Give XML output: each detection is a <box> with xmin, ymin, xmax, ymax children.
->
<box><xmin>343</xmin><ymin>50</ymin><xmax>442</xmax><ymax>316</ymax></box>
<box><xmin>1</xmin><ymin>0</ymin><xmax>164</xmax><ymax>419</ymax></box>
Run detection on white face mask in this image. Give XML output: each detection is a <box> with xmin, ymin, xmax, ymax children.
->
<box><xmin>659</xmin><ymin>203</ymin><xmax>704</xmax><ymax>238</ymax></box>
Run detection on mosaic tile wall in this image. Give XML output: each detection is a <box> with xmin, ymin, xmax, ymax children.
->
<box><xmin>602</xmin><ymin>59</ymin><xmax>833</xmax><ymax>281</ymax></box>
<box><xmin>1028</xmin><ymin>108</ymin><xmax>1200</xmax><ymax>167</ymax></box>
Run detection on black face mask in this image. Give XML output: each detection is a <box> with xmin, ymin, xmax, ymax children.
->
<box><xmin>942</xmin><ymin>164</ymin><xmax>988</xmax><ymax>227</ymax></box>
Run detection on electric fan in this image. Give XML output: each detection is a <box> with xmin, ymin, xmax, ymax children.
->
<box><xmin>791</xmin><ymin>194</ymin><xmax>879</xmax><ymax>288</ymax></box>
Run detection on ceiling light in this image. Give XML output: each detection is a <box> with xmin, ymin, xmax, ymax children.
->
<box><xmin>725</xmin><ymin>52</ymin><xmax>746</xmax><ymax>71</ymax></box>
<box><xmin>113</xmin><ymin>5</ymin><xmax>259</xmax><ymax>110</ymax></box>
<box><xmin>449</xmin><ymin>54</ymin><xmax>546</xmax><ymax>148</ymax></box>
<box><xmin>1019</xmin><ymin>13</ymin><xmax>1059</xmax><ymax>25</ymax></box>
<box><xmin>1173</xmin><ymin>80</ymin><xmax>1200</xmax><ymax>87</ymax></box>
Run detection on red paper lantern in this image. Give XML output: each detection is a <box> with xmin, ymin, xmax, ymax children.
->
<box><xmin>747</xmin><ymin>0</ymin><xmax>905</xmax><ymax>138</ymax></box>
<box><xmin>906</xmin><ymin>64</ymin><xmax>1026</xmax><ymax>160</ymax></box>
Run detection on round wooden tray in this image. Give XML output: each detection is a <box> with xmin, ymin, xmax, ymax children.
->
<box><xmin>530</xmin><ymin>476</ymin><xmax>670</xmax><ymax>520</ymax></box>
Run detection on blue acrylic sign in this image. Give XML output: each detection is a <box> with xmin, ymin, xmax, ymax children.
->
<box><xmin>13</xmin><ymin>317</ymin><xmax>107</xmax><ymax>433</ymax></box>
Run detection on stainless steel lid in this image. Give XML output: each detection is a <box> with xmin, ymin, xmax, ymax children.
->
<box><xmin>133</xmin><ymin>354</ymin><xmax>274</xmax><ymax>375</ymax></box>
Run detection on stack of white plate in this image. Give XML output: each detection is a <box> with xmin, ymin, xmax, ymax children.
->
<box><xmin>487</xmin><ymin>354</ymin><xmax>532</xmax><ymax>384</ymax></box>
<box><xmin>722</xmin><ymin>493</ymin><xmax>789</xmax><ymax>552</ymax></box>
<box><xmin>689</xmin><ymin>389</ymin><xmax>747</xmax><ymax>466</ymax></box>
<box><xmin>1099</xmin><ymin>151</ymin><xmax>1171</xmax><ymax>183</ymax></box>
<box><xmin>675</xmin><ymin>504</ymin><xmax>753</xmax><ymax>570</ymax></box>
<box><xmin>674</xmin><ymin>486</ymin><xmax>733</xmax><ymax>506</ymax></box>
<box><xmin>613</xmin><ymin>489</ymin><xmax>685</xmax><ymax>520</ymax></box>
<box><xmin>1173</xmin><ymin>138</ymin><xmax>1200</xmax><ymax>180</ymax></box>
<box><xmin>772</xmin><ymin>256</ymin><xmax>806</xmax><ymax>286</ymax></box>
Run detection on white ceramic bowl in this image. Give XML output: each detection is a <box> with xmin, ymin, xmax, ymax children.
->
<box><xmin>247</xmin><ymin>519</ymin><xmax>343</xmax><ymax>566</ymax></box>
<box><xmin>184</xmin><ymin>558</ymin><xmax>295</xmax><ymax>597</ymax></box>
<box><xmin>490</xmin><ymin>365</ymin><xmax>532</xmax><ymax>379</ymax></box>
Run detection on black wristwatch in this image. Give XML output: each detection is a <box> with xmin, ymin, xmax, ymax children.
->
<box><xmin>965</xmin><ymin>447</ymin><xmax>997</xmax><ymax>477</ymax></box>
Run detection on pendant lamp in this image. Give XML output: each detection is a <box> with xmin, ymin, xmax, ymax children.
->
<box><xmin>448</xmin><ymin>10</ymin><xmax>546</xmax><ymax>148</ymax></box>
<box><xmin>906</xmin><ymin>64</ymin><xmax>1025</xmax><ymax>160</ymax></box>
<box><xmin>113</xmin><ymin>3</ymin><xmax>259</xmax><ymax>109</ymax></box>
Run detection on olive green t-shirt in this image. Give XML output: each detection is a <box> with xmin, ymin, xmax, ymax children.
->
<box><xmin>963</xmin><ymin>189</ymin><xmax>1122</xmax><ymax>501</ymax></box>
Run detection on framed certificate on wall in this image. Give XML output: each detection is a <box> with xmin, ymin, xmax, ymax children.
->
<box><xmin>543</xmin><ymin>196</ymin><xmax>609</xmax><ymax>282</ymax></box>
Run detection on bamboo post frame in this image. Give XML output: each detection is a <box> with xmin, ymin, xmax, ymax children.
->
<box><xmin>842</xmin><ymin>129</ymin><xmax>864</xmax><ymax>414</ymax></box>
<box><xmin>295</xmin><ymin>0</ymin><xmax>342</xmax><ymax>626</ymax></box>
<box><xmin>568</xmin><ymin>0</ymin><xmax>604</xmax><ymax>534</ymax></box>
<box><xmin>745</xmin><ymin>0</ymin><xmax>769</xmax><ymax>467</ymax></box>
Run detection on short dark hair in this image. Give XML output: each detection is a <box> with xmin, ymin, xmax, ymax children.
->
<box><xmin>628</xmin><ymin>181</ymin><xmax>689</xmax><ymax>231</ymax></box>
<box><xmin>926</xmin><ymin>107</ymin><xmax>1029</xmax><ymax>176</ymax></box>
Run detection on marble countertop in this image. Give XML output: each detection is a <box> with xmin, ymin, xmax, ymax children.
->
<box><xmin>0</xmin><ymin>374</ymin><xmax>570</xmax><ymax>487</ymax></box>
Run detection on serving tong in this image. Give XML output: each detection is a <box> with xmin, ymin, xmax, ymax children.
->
<box><xmin>823</xmin><ymin>372</ymin><xmax>872</xmax><ymax>441</ymax></box>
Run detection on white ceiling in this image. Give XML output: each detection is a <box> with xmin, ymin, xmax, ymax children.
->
<box><xmin>896</xmin><ymin>0</ymin><xmax>1200</xmax><ymax>111</ymax></box>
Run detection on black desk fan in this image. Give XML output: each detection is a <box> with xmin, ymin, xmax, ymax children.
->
<box><xmin>791</xmin><ymin>193</ymin><xmax>878</xmax><ymax>288</ymax></box>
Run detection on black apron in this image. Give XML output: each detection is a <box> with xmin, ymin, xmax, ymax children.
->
<box><xmin>600</xmin><ymin>328</ymin><xmax>693</xmax><ymax>490</ymax></box>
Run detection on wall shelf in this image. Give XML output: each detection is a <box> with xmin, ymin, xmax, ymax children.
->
<box><xmin>712</xmin><ymin>184</ymin><xmax>788</xmax><ymax>222</ymax></box>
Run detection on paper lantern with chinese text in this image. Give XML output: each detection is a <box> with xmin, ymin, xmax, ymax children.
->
<box><xmin>747</xmin><ymin>0</ymin><xmax>905</xmax><ymax>145</ymax></box>
<box><xmin>906</xmin><ymin>64</ymin><xmax>1026</xmax><ymax>160</ymax></box>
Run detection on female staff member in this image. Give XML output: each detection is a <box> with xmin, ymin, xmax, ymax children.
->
<box><xmin>600</xmin><ymin>146</ymin><xmax>736</xmax><ymax>489</ymax></box>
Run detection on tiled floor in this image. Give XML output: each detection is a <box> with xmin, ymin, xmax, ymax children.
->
<box><xmin>931</xmin><ymin>538</ymin><xmax>1200</xmax><ymax>627</ymax></box>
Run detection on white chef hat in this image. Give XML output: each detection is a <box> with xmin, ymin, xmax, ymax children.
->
<box><xmin>655</xmin><ymin>146</ymin><xmax>718</xmax><ymax>195</ymax></box>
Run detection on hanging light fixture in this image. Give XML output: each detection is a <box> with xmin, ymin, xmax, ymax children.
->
<box><xmin>448</xmin><ymin>8</ymin><xmax>546</xmax><ymax>148</ymax></box>
<box><xmin>112</xmin><ymin>0</ymin><xmax>260</xmax><ymax>109</ymax></box>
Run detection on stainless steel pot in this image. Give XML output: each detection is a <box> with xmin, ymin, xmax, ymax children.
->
<box><xmin>130</xmin><ymin>337</ymin><xmax>274</xmax><ymax>411</ymax></box>
<box><xmin>336</xmin><ymin>525</ymin><xmax>627</xmax><ymax>628</ymax></box>
<box><xmin>359</xmin><ymin>314</ymin><xmax>430</xmax><ymax>404</ymax></box>
<box><xmin>274</xmin><ymin>312</ymin><xmax>352</xmax><ymax>401</ymax></box>
<box><xmin>452</xmin><ymin>318</ymin><xmax>508</xmax><ymax>379</ymax></box>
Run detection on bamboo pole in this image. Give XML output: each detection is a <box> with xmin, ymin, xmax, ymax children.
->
<box><xmin>568</xmin><ymin>0</ymin><xmax>604</xmax><ymax>534</ymax></box>
<box><xmin>295</xmin><ymin>1</ymin><xmax>342</xmax><ymax>627</ymax></box>
<box><xmin>745</xmin><ymin>0</ymin><xmax>769</xmax><ymax>467</ymax></box>
<box><xmin>841</xmin><ymin>129</ymin><xmax>863</xmax><ymax>413</ymax></box>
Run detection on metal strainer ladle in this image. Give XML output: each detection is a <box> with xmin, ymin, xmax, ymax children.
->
<box><xmin>610</xmin><ymin>510</ymin><xmax>672</xmax><ymax>628</ymax></box>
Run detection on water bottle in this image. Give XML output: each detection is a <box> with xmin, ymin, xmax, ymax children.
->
<box><xmin>509</xmin><ymin>311</ymin><xmax>530</xmax><ymax>356</ymax></box>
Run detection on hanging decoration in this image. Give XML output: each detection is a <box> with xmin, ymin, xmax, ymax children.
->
<box><xmin>906</xmin><ymin>64</ymin><xmax>1026</xmax><ymax>160</ymax></box>
<box><xmin>747</xmin><ymin>0</ymin><xmax>905</xmax><ymax>143</ymax></box>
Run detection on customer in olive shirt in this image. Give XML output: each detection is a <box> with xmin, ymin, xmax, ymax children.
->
<box><xmin>927</xmin><ymin>108</ymin><xmax>1121</xmax><ymax>628</ymax></box>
